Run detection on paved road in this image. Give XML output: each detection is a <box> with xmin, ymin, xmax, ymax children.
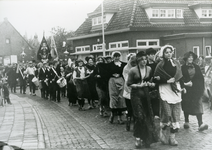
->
<box><xmin>0</xmin><ymin>90</ymin><xmax>212</xmax><ymax>150</ymax></box>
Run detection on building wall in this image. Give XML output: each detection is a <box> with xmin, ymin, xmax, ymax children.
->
<box><xmin>72</xmin><ymin>30</ymin><xmax>212</xmax><ymax>61</ymax></box>
<box><xmin>0</xmin><ymin>19</ymin><xmax>31</xmax><ymax>63</ymax></box>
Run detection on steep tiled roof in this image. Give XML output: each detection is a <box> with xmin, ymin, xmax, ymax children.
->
<box><xmin>73</xmin><ymin>0</ymin><xmax>212</xmax><ymax>37</ymax></box>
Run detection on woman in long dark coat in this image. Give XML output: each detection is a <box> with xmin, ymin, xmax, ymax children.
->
<box><xmin>85</xmin><ymin>57</ymin><xmax>98</xmax><ymax>109</ymax></box>
<box><xmin>93</xmin><ymin>56</ymin><xmax>110</xmax><ymax>117</ymax></box>
<box><xmin>127</xmin><ymin>51</ymin><xmax>158</xmax><ymax>148</ymax></box>
<box><xmin>182</xmin><ymin>51</ymin><xmax>208</xmax><ymax>131</ymax></box>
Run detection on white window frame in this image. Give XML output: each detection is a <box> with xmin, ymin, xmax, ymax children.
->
<box><xmin>92</xmin><ymin>15</ymin><xmax>107</xmax><ymax>26</ymax></box>
<box><xmin>75</xmin><ymin>45</ymin><xmax>90</xmax><ymax>53</ymax></box>
<box><xmin>93</xmin><ymin>44</ymin><xmax>103</xmax><ymax>51</ymax></box>
<box><xmin>202</xmin><ymin>9</ymin><xmax>212</xmax><ymax>18</ymax></box>
<box><xmin>109</xmin><ymin>41</ymin><xmax>129</xmax><ymax>49</ymax></box>
<box><xmin>137</xmin><ymin>39</ymin><xmax>159</xmax><ymax>47</ymax></box>
<box><xmin>152</xmin><ymin>9</ymin><xmax>182</xmax><ymax>18</ymax></box>
<box><xmin>205</xmin><ymin>46</ymin><xmax>211</xmax><ymax>57</ymax></box>
<box><xmin>176</xmin><ymin>9</ymin><xmax>183</xmax><ymax>18</ymax></box>
<box><xmin>167</xmin><ymin>9</ymin><xmax>175</xmax><ymax>18</ymax></box>
<box><xmin>193</xmin><ymin>46</ymin><xmax>200</xmax><ymax>57</ymax></box>
<box><xmin>152</xmin><ymin>9</ymin><xmax>159</xmax><ymax>18</ymax></box>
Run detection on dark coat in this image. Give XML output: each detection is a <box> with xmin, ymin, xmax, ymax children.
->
<box><xmin>181</xmin><ymin>63</ymin><xmax>204</xmax><ymax>115</ymax></box>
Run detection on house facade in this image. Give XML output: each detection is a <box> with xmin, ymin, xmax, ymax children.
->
<box><xmin>67</xmin><ymin>0</ymin><xmax>212</xmax><ymax>62</ymax></box>
<box><xmin>0</xmin><ymin>18</ymin><xmax>33</xmax><ymax>65</ymax></box>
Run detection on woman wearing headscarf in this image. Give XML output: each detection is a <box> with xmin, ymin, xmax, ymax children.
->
<box><xmin>73</xmin><ymin>59</ymin><xmax>90</xmax><ymax>110</ymax></box>
<box><xmin>65</xmin><ymin>58</ymin><xmax>78</xmax><ymax>106</ymax></box>
<box><xmin>127</xmin><ymin>51</ymin><xmax>158</xmax><ymax>148</ymax></box>
<box><xmin>182</xmin><ymin>51</ymin><xmax>208</xmax><ymax>131</ymax></box>
<box><xmin>93</xmin><ymin>56</ymin><xmax>110</xmax><ymax>117</ymax></box>
<box><xmin>108</xmin><ymin>51</ymin><xmax>127</xmax><ymax>124</ymax></box>
<box><xmin>154</xmin><ymin>45</ymin><xmax>185</xmax><ymax>146</ymax></box>
<box><xmin>122</xmin><ymin>53</ymin><xmax>136</xmax><ymax>131</ymax></box>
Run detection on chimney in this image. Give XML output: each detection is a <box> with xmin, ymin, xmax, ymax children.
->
<box><xmin>4</xmin><ymin>18</ymin><xmax>8</xmax><ymax>22</ymax></box>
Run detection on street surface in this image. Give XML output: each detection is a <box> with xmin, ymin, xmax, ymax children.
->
<box><xmin>0</xmin><ymin>89</ymin><xmax>212</xmax><ymax>150</ymax></box>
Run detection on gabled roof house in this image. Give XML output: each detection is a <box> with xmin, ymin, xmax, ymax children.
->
<box><xmin>67</xmin><ymin>0</ymin><xmax>212</xmax><ymax>61</ymax></box>
<box><xmin>0</xmin><ymin>18</ymin><xmax>33</xmax><ymax>65</ymax></box>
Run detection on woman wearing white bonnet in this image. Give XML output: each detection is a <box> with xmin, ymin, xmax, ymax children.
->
<box><xmin>154</xmin><ymin>45</ymin><xmax>186</xmax><ymax>146</ymax></box>
<box><xmin>108</xmin><ymin>51</ymin><xmax>127</xmax><ymax>124</ymax></box>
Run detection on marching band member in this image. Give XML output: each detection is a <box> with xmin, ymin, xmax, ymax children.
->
<box><xmin>26</xmin><ymin>61</ymin><xmax>37</xmax><ymax>96</ymax></box>
<box><xmin>49</xmin><ymin>60</ymin><xmax>61</xmax><ymax>102</ymax></box>
<box><xmin>39</xmin><ymin>61</ymin><xmax>49</xmax><ymax>99</ymax></box>
<box><xmin>17</xmin><ymin>63</ymin><xmax>27</xmax><ymax>94</ymax></box>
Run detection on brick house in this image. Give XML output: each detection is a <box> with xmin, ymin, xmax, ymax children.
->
<box><xmin>0</xmin><ymin>18</ymin><xmax>33</xmax><ymax>65</ymax></box>
<box><xmin>67</xmin><ymin>0</ymin><xmax>212</xmax><ymax>62</ymax></box>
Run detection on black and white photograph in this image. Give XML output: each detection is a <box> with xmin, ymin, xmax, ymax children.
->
<box><xmin>0</xmin><ymin>0</ymin><xmax>212</xmax><ymax>149</ymax></box>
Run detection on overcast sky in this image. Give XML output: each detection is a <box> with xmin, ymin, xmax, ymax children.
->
<box><xmin>0</xmin><ymin>0</ymin><xmax>102</xmax><ymax>41</ymax></box>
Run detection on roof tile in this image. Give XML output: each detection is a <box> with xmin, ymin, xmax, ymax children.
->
<box><xmin>74</xmin><ymin>0</ymin><xmax>212</xmax><ymax>37</ymax></box>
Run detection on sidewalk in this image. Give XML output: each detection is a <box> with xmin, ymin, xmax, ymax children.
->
<box><xmin>0</xmin><ymin>94</ymin><xmax>45</xmax><ymax>149</ymax></box>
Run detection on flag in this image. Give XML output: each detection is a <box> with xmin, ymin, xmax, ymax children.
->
<box><xmin>50</xmin><ymin>35</ymin><xmax>58</xmax><ymax>61</ymax></box>
<box><xmin>37</xmin><ymin>36</ymin><xmax>51</xmax><ymax>62</ymax></box>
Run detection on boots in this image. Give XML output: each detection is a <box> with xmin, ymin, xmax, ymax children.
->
<box><xmin>169</xmin><ymin>133</ymin><xmax>178</xmax><ymax>146</ymax></box>
<box><xmin>109</xmin><ymin>112</ymin><xmax>114</xmax><ymax>124</ymax></box>
<box><xmin>117</xmin><ymin>116</ymin><xmax>124</xmax><ymax>124</ymax></box>
<box><xmin>126</xmin><ymin>117</ymin><xmax>131</xmax><ymax>131</ymax></box>
<box><xmin>160</xmin><ymin>126</ymin><xmax>170</xmax><ymax>145</ymax></box>
<box><xmin>99</xmin><ymin>106</ymin><xmax>103</xmax><ymax>116</ymax></box>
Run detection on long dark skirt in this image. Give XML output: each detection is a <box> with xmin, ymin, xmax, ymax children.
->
<box><xmin>67</xmin><ymin>80</ymin><xmax>78</xmax><ymax>104</ymax></box>
<box><xmin>108</xmin><ymin>77</ymin><xmax>126</xmax><ymax>109</ymax></box>
<box><xmin>74</xmin><ymin>79</ymin><xmax>91</xmax><ymax>99</ymax></box>
<box><xmin>131</xmin><ymin>87</ymin><xmax>158</xmax><ymax>145</ymax></box>
<box><xmin>96</xmin><ymin>84</ymin><xmax>109</xmax><ymax>108</ymax></box>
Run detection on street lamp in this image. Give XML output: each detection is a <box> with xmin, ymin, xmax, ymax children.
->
<box><xmin>64</xmin><ymin>49</ymin><xmax>69</xmax><ymax>61</ymax></box>
<box><xmin>20</xmin><ymin>50</ymin><xmax>26</xmax><ymax>63</ymax></box>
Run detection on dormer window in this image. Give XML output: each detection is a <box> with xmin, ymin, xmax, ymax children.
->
<box><xmin>202</xmin><ymin>9</ymin><xmax>212</xmax><ymax>18</ymax></box>
<box><xmin>92</xmin><ymin>15</ymin><xmax>106</xmax><ymax>26</ymax></box>
<box><xmin>152</xmin><ymin>9</ymin><xmax>183</xmax><ymax>18</ymax></box>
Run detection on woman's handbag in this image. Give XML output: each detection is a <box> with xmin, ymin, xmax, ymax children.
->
<box><xmin>57</xmin><ymin>77</ymin><xmax>67</xmax><ymax>88</ymax></box>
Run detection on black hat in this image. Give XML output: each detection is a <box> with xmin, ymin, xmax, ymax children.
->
<box><xmin>136</xmin><ymin>51</ymin><xmax>146</xmax><ymax>59</ymax></box>
<box><xmin>183</xmin><ymin>51</ymin><xmax>197</xmax><ymax>62</ymax></box>
<box><xmin>76</xmin><ymin>59</ymin><xmax>84</xmax><ymax>66</ymax></box>
<box><xmin>146</xmin><ymin>48</ymin><xmax>156</xmax><ymax>55</ymax></box>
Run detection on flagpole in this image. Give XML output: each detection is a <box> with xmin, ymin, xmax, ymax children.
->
<box><xmin>101</xmin><ymin>1</ymin><xmax>106</xmax><ymax>57</ymax></box>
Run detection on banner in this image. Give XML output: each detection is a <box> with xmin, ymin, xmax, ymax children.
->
<box><xmin>50</xmin><ymin>35</ymin><xmax>58</xmax><ymax>61</ymax></box>
<box><xmin>37</xmin><ymin>36</ymin><xmax>51</xmax><ymax>62</ymax></box>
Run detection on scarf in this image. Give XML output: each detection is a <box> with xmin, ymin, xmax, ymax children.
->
<box><xmin>154</xmin><ymin>59</ymin><xmax>183</xmax><ymax>95</ymax></box>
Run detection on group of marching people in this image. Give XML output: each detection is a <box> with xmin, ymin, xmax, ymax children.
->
<box><xmin>0</xmin><ymin>44</ymin><xmax>209</xmax><ymax>149</ymax></box>
<box><xmin>69</xmin><ymin>44</ymin><xmax>208</xmax><ymax>149</ymax></box>
<box><xmin>63</xmin><ymin>44</ymin><xmax>208</xmax><ymax>148</ymax></box>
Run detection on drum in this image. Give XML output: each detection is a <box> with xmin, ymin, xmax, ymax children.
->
<box><xmin>39</xmin><ymin>81</ymin><xmax>43</xmax><ymax>89</ymax></box>
<box><xmin>57</xmin><ymin>77</ymin><xmax>67</xmax><ymax>88</ymax></box>
<box><xmin>32</xmin><ymin>77</ymin><xmax>39</xmax><ymax>86</ymax></box>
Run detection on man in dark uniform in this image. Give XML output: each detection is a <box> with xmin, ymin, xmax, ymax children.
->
<box><xmin>7</xmin><ymin>63</ymin><xmax>18</xmax><ymax>93</ymax></box>
<box><xmin>39</xmin><ymin>62</ymin><xmax>48</xmax><ymax>99</ymax></box>
<box><xmin>49</xmin><ymin>60</ymin><xmax>61</xmax><ymax>102</ymax></box>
